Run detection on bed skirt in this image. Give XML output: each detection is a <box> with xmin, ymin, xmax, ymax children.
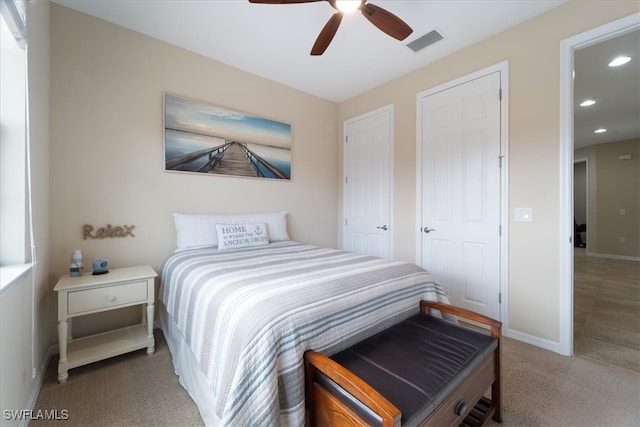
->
<box><xmin>159</xmin><ymin>301</ymin><xmax>219</xmax><ymax>426</ymax></box>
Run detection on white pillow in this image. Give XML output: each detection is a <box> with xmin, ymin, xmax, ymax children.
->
<box><xmin>173</xmin><ymin>211</ymin><xmax>288</xmax><ymax>252</ymax></box>
<box><xmin>216</xmin><ymin>223</ymin><xmax>269</xmax><ymax>251</ymax></box>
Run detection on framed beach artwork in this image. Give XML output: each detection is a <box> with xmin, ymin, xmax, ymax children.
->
<box><xmin>163</xmin><ymin>93</ymin><xmax>292</xmax><ymax>180</ymax></box>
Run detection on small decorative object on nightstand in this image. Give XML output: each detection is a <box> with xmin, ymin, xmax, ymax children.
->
<box><xmin>69</xmin><ymin>250</ymin><xmax>84</xmax><ymax>277</ymax></box>
<box><xmin>53</xmin><ymin>265</ymin><xmax>157</xmax><ymax>384</ymax></box>
<box><xmin>91</xmin><ymin>257</ymin><xmax>110</xmax><ymax>275</ymax></box>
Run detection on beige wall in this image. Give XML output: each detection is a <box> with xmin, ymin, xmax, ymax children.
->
<box><xmin>575</xmin><ymin>139</ymin><xmax>640</xmax><ymax>258</ymax></box>
<box><xmin>28</xmin><ymin>0</ymin><xmax>52</xmax><ymax>356</ymax></box>
<box><xmin>28</xmin><ymin>0</ymin><xmax>52</xmax><ymax>384</ymax></box>
<box><xmin>338</xmin><ymin>1</ymin><xmax>640</xmax><ymax>342</ymax></box>
<box><xmin>50</xmin><ymin>5</ymin><xmax>338</xmax><ymax>336</ymax></box>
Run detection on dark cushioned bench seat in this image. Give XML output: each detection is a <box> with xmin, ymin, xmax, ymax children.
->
<box><xmin>305</xmin><ymin>300</ymin><xmax>502</xmax><ymax>427</ymax></box>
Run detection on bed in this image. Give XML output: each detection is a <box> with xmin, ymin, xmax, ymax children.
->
<box><xmin>159</xmin><ymin>212</ymin><xmax>450</xmax><ymax>427</ymax></box>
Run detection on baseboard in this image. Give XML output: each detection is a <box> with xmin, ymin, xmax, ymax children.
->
<box><xmin>504</xmin><ymin>327</ymin><xmax>563</xmax><ymax>355</ymax></box>
<box><xmin>586</xmin><ymin>252</ymin><xmax>640</xmax><ymax>262</ymax></box>
<box><xmin>19</xmin><ymin>344</ymin><xmax>58</xmax><ymax>427</ymax></box>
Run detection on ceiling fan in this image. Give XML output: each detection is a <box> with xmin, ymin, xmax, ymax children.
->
<box><xmin>248</xmin><ymin>0</ymin><xmax>413</xmax><ymax>55</ymax></box>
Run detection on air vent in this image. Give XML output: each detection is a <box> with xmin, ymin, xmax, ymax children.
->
<box><xmin>406</xmin><ymin>30</ymin><xmax>444</xmax><ymax>53</ymax></box>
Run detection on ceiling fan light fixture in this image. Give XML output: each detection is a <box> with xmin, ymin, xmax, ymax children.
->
<box><xmin>608</xmin><ymin>55</ymin><xmax>631</xmax><ymax>67</ymax></box>
<box><xmin>250</xmin><ymin>0</ymin><xmax>412</xmax><ymax>55</ymax></box>
<box><xmin>335</xmin><ymin>0</ymin><xmax>361</xmax><ymax>13</ymax></box>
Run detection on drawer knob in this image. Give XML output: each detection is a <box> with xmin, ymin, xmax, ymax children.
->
<box><xmin>105</xmin><ymin>295</ymin><xmax>116</xmax><ymax>302</ymax></box>
<box><xmin>454</xmin><ymin>400</ymin><xmax>467</xmax><ymax>416</ymax></box>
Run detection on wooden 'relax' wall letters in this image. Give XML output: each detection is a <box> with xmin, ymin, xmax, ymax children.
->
<box><xmin>83</xmin><ymin>224</ymin><xmax>136</xmax><ymax>240</ymax></box>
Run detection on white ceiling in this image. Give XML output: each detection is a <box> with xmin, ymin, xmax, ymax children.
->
<box><xmin>51</xmin><ymin>0</ymin><xmax>567</xmax><ymax>102</ymax></box>
<box><xmin>574</xmin><ymin>29</ymin><xmax>640</xmax><ymax>148</ymax></box>
<box><xmin>51</xmin><ymin>0</ymin><xmax>638</xmax><ymax>149</ymax></box>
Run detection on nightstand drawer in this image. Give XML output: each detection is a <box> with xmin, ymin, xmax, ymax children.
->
<box><xmin>67</xmin><ymin>281</ymin><xmax>148</xmax><ymax>315</ymax></box>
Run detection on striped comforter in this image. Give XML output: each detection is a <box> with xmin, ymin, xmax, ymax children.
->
<box><xmin>160</xmin><ymin>241</ymin><xmax>449</xmax><ymax>426</ymax></box>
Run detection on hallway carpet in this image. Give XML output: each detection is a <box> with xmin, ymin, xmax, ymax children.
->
<box><xmin>574</xmin><ymin>249</ymin><xmax>640</xmax><ymax>372</ymax></box>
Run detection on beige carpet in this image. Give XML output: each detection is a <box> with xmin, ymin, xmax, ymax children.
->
<box><xmin>487</xmin><ymin>337</ymin><xmax>640</xmax><ymax>427</ymax></box>
<box><xmin>32</xmin><ymin>329</ymin><xmax>640</xmax><ymax>426</ymax></box>
<box><xmin>31</xmin><ymin>330</ymin><xmax>203</xmax><ymax>427</ymax></box>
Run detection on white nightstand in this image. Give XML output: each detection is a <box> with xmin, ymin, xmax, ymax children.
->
<box><xmin>53</xmin><ymin>265</ymin><xmax>157</xmax><ymax>383</ymax></box>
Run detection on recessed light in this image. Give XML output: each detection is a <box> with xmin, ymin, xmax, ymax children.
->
<box><xmin>608</xmin><ymin>56</ymin><xmax>631</xmax><ymax>67</ymax></box>
<box><xmin>580</xmin><ymin>99</ymin><xmax>596</xmax><ymax>107</ymax></box>
<box><xmin>594</xmin><ymin>128</ymin><xmax>607</xmax><ymax>134</ymax></box>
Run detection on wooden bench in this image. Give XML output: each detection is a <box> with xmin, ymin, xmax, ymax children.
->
<box><xmin>305</xmin><ymin>300</ymin><xmax>502</xmax><ymax>427</ymax></box>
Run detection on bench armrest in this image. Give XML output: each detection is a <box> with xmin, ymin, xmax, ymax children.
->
<box><xmin>420</xmin><ymin>300</ymin><xmax>502</xmax><ymax>339</ymax></box>
<box><xmin>305</xmin><ymin>350</ymin><xmax>401</xmax><ymax>427</ymax></box>
<box><xmin>421</xmin><ymin>300</ymin><xmax>503</xmax><ymax>423</ymax></box>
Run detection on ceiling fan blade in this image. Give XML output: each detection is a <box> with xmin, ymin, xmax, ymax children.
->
<box><xmin>248</xmin><ymin>0</ymin><xmax>324</xmax><ymax>3</ymax></box>
<box><xmin>360</xmin><ymin>2</ymin><xmax>412</xmax><ymax>41</ymax></box>
<box><xmin>311</xmin><ymin>12</ymin><xmax>343</xmax><ymax>55</ymax></box>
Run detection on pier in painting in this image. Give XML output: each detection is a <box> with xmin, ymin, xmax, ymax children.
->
<box><xmin>165</xmin><ymin>140</ymin><xmax>289</xmax><ymax>179</ymax></box>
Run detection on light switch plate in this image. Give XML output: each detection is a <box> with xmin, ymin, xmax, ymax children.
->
<box><xmin>515</xmin><ymin>207</ymin><xmax>533</xmax><ymax>222</ymax></box>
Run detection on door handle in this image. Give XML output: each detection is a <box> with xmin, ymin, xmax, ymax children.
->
<box><xmin>376</xmin><ymin>225</ymin><xmax>388</xmax><ymax>231</ymax></box>
<box><xmin>423</xmin><ymin>227</ymin><xmax>436</xmax><ymax>233</ymax></box>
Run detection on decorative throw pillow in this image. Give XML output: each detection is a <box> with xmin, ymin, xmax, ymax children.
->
<box><xmin>172</xmin><ymin>211</ymin><xmax>288</xmax><ymax>252</ymax></box>
<box><xmin>215</xmin><ymin>223</ymin><xmax>270</xmax><ymax>251</ymax></box>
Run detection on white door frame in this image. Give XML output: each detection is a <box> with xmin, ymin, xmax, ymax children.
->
<box><xmin>343</xmin><ymin>104</ymin><xmax>394</xmax><ymax>257</ymax></box>
<box><xmin>416</xmin><ymin>60</ymin><xmax>509</xmax><ymax>324</ymax></box>
<box><xmin>558</xmin><ymin>13</ymin><xmax>640</xmax><ymax>356</ymax></box>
